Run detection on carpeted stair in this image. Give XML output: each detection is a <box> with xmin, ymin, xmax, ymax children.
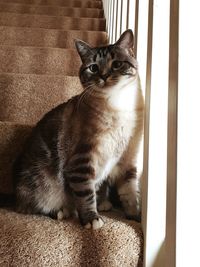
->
<box><xmin>0</xmin><ymin>0</ymin><xmax>143</xmax><ymax>266</ymax></box>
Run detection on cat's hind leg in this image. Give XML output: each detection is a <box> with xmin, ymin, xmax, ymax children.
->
<box><xmin>97</xmin><ymin>181</ymin><xmax>112</xmax><ymax>212</ymax></box>
<box><xmin>98</xmin><ymin>200</ymin><xmax>112</xmax><ymax>212</ymax></box>
<box><xmin>117</xmin><ymin>167</ymin><xmax>141</xmax><ymax>222</ymax></box>
<box><xmin>47</xmin><ymin>207</ymin><xmax>71</xmax><ymax>220</ymax></box>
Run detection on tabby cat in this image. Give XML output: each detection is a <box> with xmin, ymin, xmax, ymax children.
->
<box><xmin>13</xmin><ymin>29</ymin><xmax>144</xmax><ymax>230</ymax></box>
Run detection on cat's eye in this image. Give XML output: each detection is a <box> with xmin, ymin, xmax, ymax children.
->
<box><xmin>112</xmin><ymin>61</ymin><xmax>123</xmax><ymax>70</ymax></box>
<box><xmin>89</xmin><ymin>64</ymin><xmax>99</xmax><ymax>73</ymax></box>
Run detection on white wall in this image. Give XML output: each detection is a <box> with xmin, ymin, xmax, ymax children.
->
<box><xmin>177</xmin><ymin>1</ymin><xmax>200</xmax><ymax>266</ymax></box>
<box><xmin>139</xmin><ymin>0</ymin><xmax>170</xmax><ymax>266</ymax></box>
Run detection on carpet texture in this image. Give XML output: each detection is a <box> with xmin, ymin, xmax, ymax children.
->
<box><xmin>0</xmin><ymin>46</ymin><xmax>81</xmax><ymax>75</ymax></box>
<box><xmin>0</xmin><ymin>13</ymin><xmax>106</xmax><ymax>31</ymax></box>
<box><xmin>0</xmin><ymin>27</ymin><xmax>108</xmax><ymax>48</ymax></box>
<box><xmin>0</xmin><ymin>74</ymin><xmax>83</xmax><ymax>124</ymax></box>
<box><xmin>0</xmin><ymin>0</ymin><xmax>102</xmax><ymax>9</ymax></box>
<box><xmin>0</xmin><ymin>0</ymin><xmax>143</xmax><ymax>265</ymax></box>
<box><xmin>0</xmin><ymin>209</ymin><xmax>143</xmax><ymax>267</ymax></box>
<box><xmin>0</xmin><ymin>3</ymin><xmax>104</xmax><ymax>17</ymax></box>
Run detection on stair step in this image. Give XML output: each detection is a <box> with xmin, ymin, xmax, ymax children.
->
<box><xmin>0</xmin><ymin>121</ymin><xmax>32</xmax><ymax>194</ymax></box>
<box><xmin>0</xmin><ymin>27</ymin><xmax>108</xmax><ymax>48</ymax></box>
<box><xmin>0</xmin><ymin>46</ymin><xmax>81</xmax><ymax>76</ymax></box>
<box><xmin>0</xmin><ymin>73</ymin><xmax>83</xmax><ymax>124</ymax></box>
<box><xmin>0</xmin><ymin>12</ymin><xmax>106</xmax><ymax>31</ymax></box>
<box><xmin>0</xmin><ymin>0</ymin><xmax>102</xmax><ymax>9</ymax></box>
<box><xmin>0</xmin><ymin>3</ymin><xmax>104</xmax><ymax>18</ymax></box>
<box><xmin>0</xmin><ymin>209</ymin><xmax>143</xmax><ymax>267</ymax></box>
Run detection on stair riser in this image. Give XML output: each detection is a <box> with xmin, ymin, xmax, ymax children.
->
<box><xmin>0</xmin><ymin>74</ymin><xmax>83</xmax><ymax>124</ymax></box>
<box><xmin>0</xmin><ymin>3</ymin><xmax>104</xmax><ymax>18</ymax></box>
<box><xmin>0</xmin><ymin>13</ymin><xmax>106</xmax><ymax>31</ymax></box>
<box><xmin>0</xmin><ymin>46</ymin><xmax>81</xmax><ymax>76</ymax></box>
<box><xmin>0</xmin><ymin>0</ymin><xmax>102</xmax><ymax>8</ymax></box>
<box><xmin>0</xmin><ymin>27</ymin><xmax>108</xmax><ymax>48</ymax></box>
<box><xmin>0</xmin><ymin>123</ymin><xmax>32</xmax><ymax>194</ymax></box>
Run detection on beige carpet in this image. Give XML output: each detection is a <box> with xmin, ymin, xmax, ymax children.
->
<box><xmin>0</xmin><ymin>3</ymin><xmax>104</xmax><ymax>17</ymax></box>
<box><xmin>0</xmin><ymin>209</ymin><xmax>143</xmax><ymax>267</ymax></box>
<box><xmin>0</xmin><ymin>0</ymin><xmax>143</xmax><ymax>265</ymax></box>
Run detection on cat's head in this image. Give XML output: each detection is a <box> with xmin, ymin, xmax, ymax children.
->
<box><xmin>75</xmin><ymin>29</ymin><xmax>138</xmax><ymax>90</ymax></box>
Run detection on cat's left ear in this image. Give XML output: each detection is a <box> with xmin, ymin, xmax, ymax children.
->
<box><xmin>75</xmin><ymin>39</ymin><xmax>93</xmax><ymax>62</ymax></box>
<box><xmin>115</xmin><ymin>29</ymin><xmax>134</xmax><ymax>49</ymax></box>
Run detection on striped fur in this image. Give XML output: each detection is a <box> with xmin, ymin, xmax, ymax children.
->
<box><xmin>13</xmin><ymin>30</ymin><xmax>144</xmax><ymax>229</ymax></box>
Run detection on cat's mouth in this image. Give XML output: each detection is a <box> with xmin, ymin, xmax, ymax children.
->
<box><xmin>97</xmin><ymin>79</ymin><xmax>105</xmax><ymax>88</ymax></box>
<box><xmin>97</xmin><ymin>77</ymin><xmax>119</xmax><ymax>88</ymax></box>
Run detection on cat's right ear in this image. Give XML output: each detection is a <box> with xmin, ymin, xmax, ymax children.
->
<box><xmin>74</xmin><ymin>39</ymin><xmax>93</xmax><ymax>62</ymax></box>
<box><xmin>115</xmin><ymin>29</ymin><xmax>134</xmax><ymax>49</ymax></box>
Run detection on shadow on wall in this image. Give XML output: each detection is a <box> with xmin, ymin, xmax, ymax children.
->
<box><xmin>152</xmin><ymin>241</ymin><xmax>165</xmax><ymax>267</ymax></box>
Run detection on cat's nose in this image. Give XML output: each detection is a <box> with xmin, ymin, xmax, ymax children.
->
<box><xmin>101</xmin><ymin>74</ymin><xmax>109</xmax><ymax>82</ymax></box>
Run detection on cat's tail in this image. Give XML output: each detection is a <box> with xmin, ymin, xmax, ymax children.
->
<box><xmin>0</xmin><ymin>193</ymin><xmax>15</xmax><ymax>208</ymax></box>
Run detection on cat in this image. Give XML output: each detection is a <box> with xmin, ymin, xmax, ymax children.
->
<box><xmin>13</xmin><ymin>29</ymin><xmax>144</xmax><ymax>230</ymax></box>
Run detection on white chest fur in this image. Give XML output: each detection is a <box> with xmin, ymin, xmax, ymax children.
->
<box><xmin>96</xmin><ymin>76</ymin><xmax>141</xmax><ymax>183</ymax></box>
<box><xmin>107</xmin><ymin>76</ymin><xmax>138</xmax><ymax>112</ymax></box>
<box><xmin>107</xmin><ymin>76</ymin><xmax>139</xmax><ymax>143</ymax></box>
<box><xmin>96</xmin><ymin>157</ymin><xmax>119</xmax><ymax>183</ymax></box>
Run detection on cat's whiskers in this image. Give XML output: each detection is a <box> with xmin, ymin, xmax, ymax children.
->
<box><xmin>76</xmin><ymin>84</ymin><xmax>94</xmax><ymax>111</ymax></box>
<box><xmin>87</xmin><ymin>84</ymin><xmax>108</xmax><ymax>103</ymax></box>
<box><xmin>81</xmin><ymin>82</ymin><xmax>105</xmax><ymax>104</ymax></box>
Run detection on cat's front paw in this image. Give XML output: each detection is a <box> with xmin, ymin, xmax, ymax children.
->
<box><xmin>84</xmin><ymin>216</ymin><xmax>104</xmax><ymax>230</ymax></box>
<box><xmin>80</xmin><ymin>212</ymin><xmax>104</xmax><ymax>230</ymax></box>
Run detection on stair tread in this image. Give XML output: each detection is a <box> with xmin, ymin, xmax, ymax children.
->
<box><xmin>0</xmin><ymin>11</ymin><xmax>105</xmax><ymax>21</ymax></box>
<box><xmin>0</xmin><ymin>72</ymin><xmax>83</xmax><ymax>124</ymax></box>
<box><xmin>0</xmin><ymin>208</ymin><xmax>142</xmax><ymax>266</ymax></box>
<box><xmin>0</xmin><ymin>45</ymin><xmax>81</xmax><ymax>76</ymax></box>
<box><xmin>0</xmin><ymin>12</ymin><xmax>106</xmax><ymax>31</ymax></box>
<box><xmin>0</xmin><ymin>26</ymin><xmax>108</xmax><ymax>48</ymax></box>
<box><xmin>0</xmin><ymin>0</ymin><xmax>102</xmax><ymax>9</ymax></box>
<box><xmin>0</xmin><ymin>71</ymin><xmax>80</xmax><ymax>78</ymax></box>
<box><xmin>0</xmin><ymin>2</ymin><xmax>104</xmax><ymax>18</ymax></box>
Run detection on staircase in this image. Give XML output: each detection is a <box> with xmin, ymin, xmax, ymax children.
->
<box><xmin>0</xmin><ymin>0</ymin><xmax>143</xmax><ymax>266</ymax></box>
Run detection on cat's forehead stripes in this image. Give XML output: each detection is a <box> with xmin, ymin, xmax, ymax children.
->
<box><xmin>93</xmin><ymin>47</ymin><xmax>114</xmax><ymax>62</ymax></box>
<box><xmin>97</xmin><ymin>48</ymin><xmax>106</xmax><ymax>58</ymax></box>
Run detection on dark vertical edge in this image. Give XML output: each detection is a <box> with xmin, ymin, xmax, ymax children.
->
<box><xmin>166</xmin><ymin>0</ymin><xmax>179</xmax><ymax>266</ymax></box>
<box><xmin>111</xmin><ymin>0</ymin><xmax>115</xmax><ymax>43</ymax></box>
<box><xmin>142</xmin><ymin>0</ymin><xmax>154</xmax><ymax>266</ymax></box>
<box><xmin>120</xmin><ymin>0</ymin><xmax>123</xmax><ymax>34</ymax></box>
<box><xmin>126</xmin><ymin>0</ymin><xmax>130</xmax><ymax>29</ymax></box>
<box><xmin>109</xmin><ymin>0</ymin><xmax>113</xmax><ymax>42</ymax></box>
<box><xmin>134</xmin><ymin>0</ymin><xmax>139</xmax><ymax>57</ymax></box>
<box><xmin>115</xmin><ymin>0</ymin><xmax>119</xmax><ymax>41</ymax></box>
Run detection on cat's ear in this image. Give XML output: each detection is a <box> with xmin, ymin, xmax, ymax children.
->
<box><xmin>115</xmin><ymin>29</ymin><xmax>134</xmax><ymax>49</ymax></box>
<box><xmin>74</xmin><ymin>39</ymin><xmax>93</xmax><ymax>62</ymax></box>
